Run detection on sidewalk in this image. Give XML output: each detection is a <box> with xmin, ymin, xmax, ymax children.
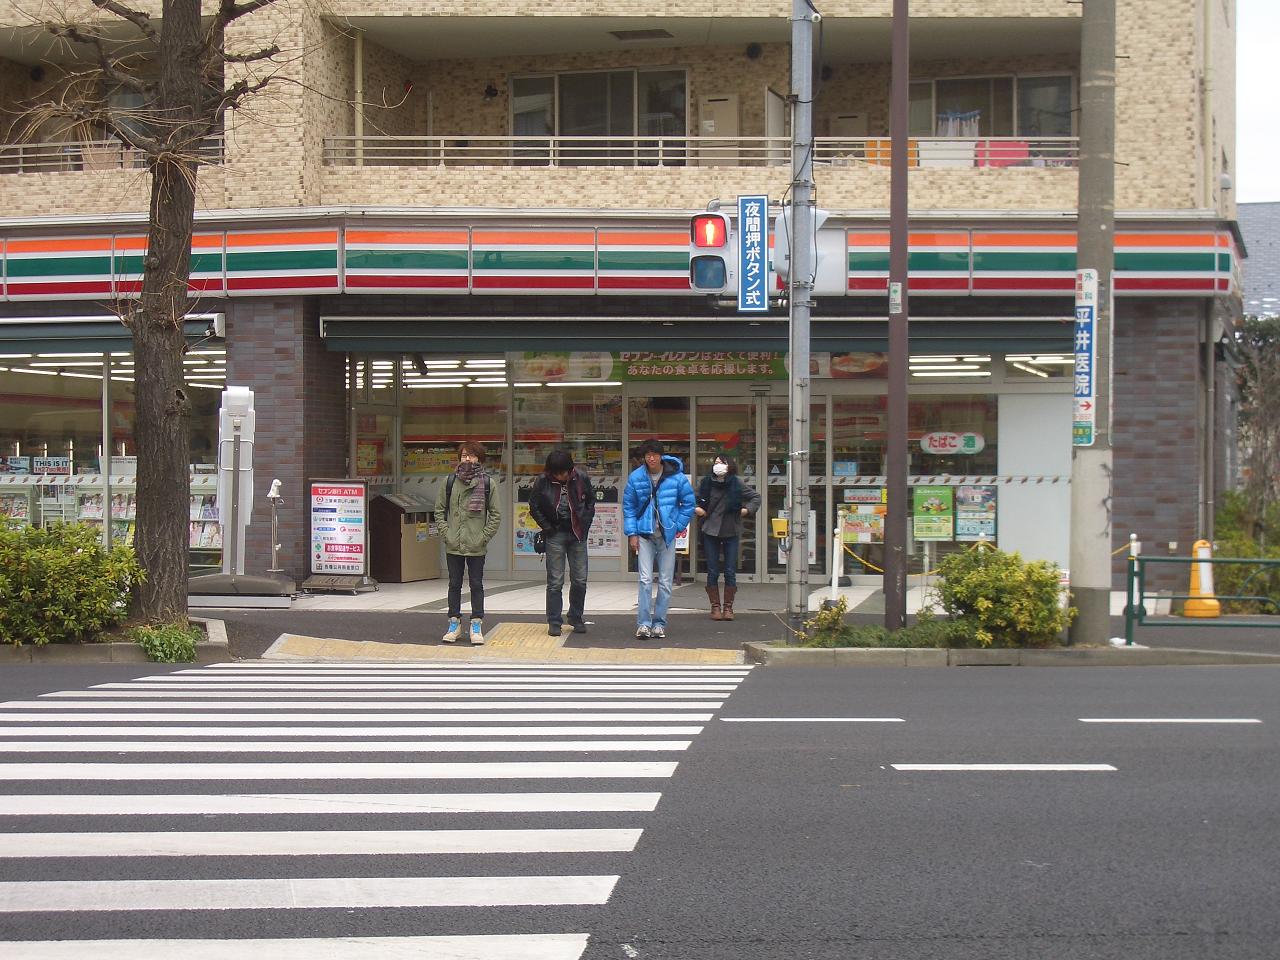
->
<box><xmin>203</xmin><ymin>579</ymin><xmax>1280</xmax><ymax>663</ymax></box>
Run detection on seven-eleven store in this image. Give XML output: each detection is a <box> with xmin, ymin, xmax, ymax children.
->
<box><xmin>0</xmin><ymin>213</ymin><xmax>1238</xmax><ymax>587</ymax></box>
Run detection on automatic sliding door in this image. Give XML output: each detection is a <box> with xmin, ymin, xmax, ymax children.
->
<box><xmin>694</xmin><ymin>397</ymin><xmax>760</xmax><ymax>581</ymax></box>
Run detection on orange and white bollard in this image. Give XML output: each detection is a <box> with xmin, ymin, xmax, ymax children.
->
<box><xmin>1184</xmin><ymin>539</ymin><xmax>1221</xmax><ymax>618</ymax></box>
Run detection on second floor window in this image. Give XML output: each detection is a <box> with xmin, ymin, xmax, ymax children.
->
<box><xmin>909</xmin><ymin>75</ymin><xmax>1074</xmax><ymax>139</ymax></box>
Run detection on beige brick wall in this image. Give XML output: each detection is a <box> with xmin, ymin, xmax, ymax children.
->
<box><xmin>0</xmin><ymin>0</ymin><xmax>1232</xmax><ymax>220</ymax></box>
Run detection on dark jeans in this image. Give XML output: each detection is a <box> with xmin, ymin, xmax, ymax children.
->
<box><xmin>446</xmin><ymin>553</ymin><xmax>486</xmax><ymax>620</ymax></box>
<box><xmin>545</xmin><ymin>529</ymin><xmax>588</xmax><ymax>626</ymax></box>
<box><xmin>703</xmin><ymin>534</ymin><xmax>740</xmax><ymax>588</ymax></box>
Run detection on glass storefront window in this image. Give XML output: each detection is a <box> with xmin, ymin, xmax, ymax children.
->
<box><xmin>513</xmin><ymin>386</ymin><xmax>623</xmax><ymax>478</ymax></box>
<box><xmin>402</xmin><ymin>384</ymin><xmax>508</xmax><ymax>478</ymax></box>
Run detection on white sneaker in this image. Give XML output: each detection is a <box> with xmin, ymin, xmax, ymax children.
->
<box><xmin>441</xmin><ymin>617</ymin><xmax>462</xmax><ymax>643</ymax></box>
<box><xmin>469</xmin><ymin>619</ymin><xmax>485</xmax><ymax>646</ymax></box>
<box><xmin>651</xmin><ymin>625</ymin><xmax>666</xmax><ymax>639</ymax></box>
<box><xmin>635</xmin><ymin>625</ymin><xmax>651</xmax><ymax>639</ymax></box>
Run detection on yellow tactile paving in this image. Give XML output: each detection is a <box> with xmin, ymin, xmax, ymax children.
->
<box><xmin>263</xmin><ymin>625</ymin><xmax>743</xmax><ymax>665</ymax></box>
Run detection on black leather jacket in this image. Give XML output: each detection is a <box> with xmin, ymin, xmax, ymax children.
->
<box><xmin>528</xmin><ymin>468</ymin><xmax>596</xmax><ymax>541</ymax></box>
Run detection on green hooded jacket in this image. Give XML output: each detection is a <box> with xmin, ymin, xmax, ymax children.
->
<box><xmin>434</xmin><ymin>474</ymin><xmax>502</xmax><ymax>557</ymax></box>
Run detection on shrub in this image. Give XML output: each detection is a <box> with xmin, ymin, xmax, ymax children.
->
<box><xmin>0</xmin><ymin>522</ymin><xmax>144</xmax><ymax>646</ymax></box>
<box><xmin>932</xmin><ymin>547</ymin><xmax>1073</xmax><ymax>648</ymax></box>
<box><xmin>130</xmin><ymin>622</ymin><xmax>201</xmax><ymax>663</ymax></box>
<box><xmin>798</xmin><ymin>598</ymin><xmax>971</xmax><ymax>648</ymax></box>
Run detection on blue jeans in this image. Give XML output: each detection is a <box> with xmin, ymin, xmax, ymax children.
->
<box><xmin>545</xmin><ymin>529</ymin><xmax>588</xmax><ymax>626</ymax></box>
<box><xmin>703</xmin><ymin>534</ymin><xmax>740</xmax><ymax>588</ymax></box>
<box><xmin>636</xmin><ymin>533</ymin><xmax>677</xmax><ymax>628</ymax></box>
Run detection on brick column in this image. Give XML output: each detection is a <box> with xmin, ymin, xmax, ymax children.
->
<box><xmin>225</xmin><ymin>298</ymin><xmax>346</xmax><ymax>580</ymax></box>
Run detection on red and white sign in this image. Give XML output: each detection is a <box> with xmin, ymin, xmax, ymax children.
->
<box><xmin>920</xmin><ymin>432</ymin><xmax>985</xmax><ymax>455</ymax></box>
<box><xmin>309</xmin><ymin>479</ymin><xmax>368</xmax><ymax>575</ymax></box>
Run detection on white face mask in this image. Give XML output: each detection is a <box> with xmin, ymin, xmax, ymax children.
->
<box><xmin>712</xmin><ymin>462</ymin><xmax>729</xmax><ymax>478</ymax></box>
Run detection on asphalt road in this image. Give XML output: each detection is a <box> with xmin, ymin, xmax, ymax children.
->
<box><xmin>0</xmin><ymin>662</ymin><xmax>1276</xmax><ymax>959</ymax></box>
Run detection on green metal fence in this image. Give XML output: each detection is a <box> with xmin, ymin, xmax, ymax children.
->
<box><xmin>1123</xmin><ymin>554</ymin><xmax>1280</xmax><ymax>644</ymax></box>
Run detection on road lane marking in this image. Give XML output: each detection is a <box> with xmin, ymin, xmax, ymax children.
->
<box><xmin>0</xmin><ymin>740</ymin><xmax>693</xmax><ymax>753</ymax></box>
<box><xmin>1078</xmin><ymin>718</ymin><xmax>1261</xmax><ymax>724</ymax></box>
<box><xmin>0</xmin><ymin>761</ymin><xmax>678</xmax><ymax>780</ymax></box>
<box><xmin>0</xmin><ymin>792</ymin><xmax>664</xmax><ymax>816</ymax></box>
<box><xmin>40</xmin><ymin>690</ymin><xmax>726</xmax><ymax>700</ymax></box>
<box><xmin>0</xmin><ymin>828</ymin><xmax>644</xmax><ymax>858</ymax></box>
<box><xmin>891</xmin><ymin>764</ymin><xmax>1116</xmax><ymax>772</ymax></box>
<box><xmin>0</xmin><ymin>875</ymin><xmax>620</xmax><ymax>911</ymax></box>
<box><xmin>5</xmin><ymin>934</ymin><xmax>591</xmax><ymax>960</ymax></box>
<box><xmin>720</xmin><ymin>718</ymin><xmax>904</xmax><ymax>723</ymax></box>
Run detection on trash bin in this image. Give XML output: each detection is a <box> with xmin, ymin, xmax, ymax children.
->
<box><xmin>370</xmin><ymin>493</ymin><xmax>440</xmax><ymax>583</ymax></box>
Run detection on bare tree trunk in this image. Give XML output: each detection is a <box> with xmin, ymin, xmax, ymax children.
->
<box><xmin>130</xmin><ymin>0</ymin><xmax>203</xmax><ymax>622</ymax></box>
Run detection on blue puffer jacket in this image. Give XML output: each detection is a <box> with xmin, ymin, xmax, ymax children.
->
<box><xmin>623</xmin><ymin>455</ymin><xmax>696</xmax><ymax>545</ymax></box>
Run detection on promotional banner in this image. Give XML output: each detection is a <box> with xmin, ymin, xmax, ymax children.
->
<box><xmin>955</xmin><ymin>485</ymin><xmax>997</xmax><ymax>542</ymax></box>
<box><xmin>912</xmin><ymin>485</ymin><xmax>954</xmax><ymax>541</ymax></box>
<box><xmin>309</xmin><ymin>480</ymin><xmax>368</xmax><ymax>575</ymax></box>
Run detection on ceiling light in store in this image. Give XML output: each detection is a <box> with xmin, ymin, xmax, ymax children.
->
<box><xmin>466</xmin><ymin>382</ymin><xmax>510</xmax><ymax>389</ymax></box>
<box><xmin>908</xmin><ymin>355</ymin><xmax>959</xmax><ymax>363</ymax></box>
<box><xmin>961</xmin><ymin>356</ymin><xmax>991</xmax><ymax>363</ymax></box>
<box><xmin>1032</xmin><ymin>356</ymin><xmax>1073</xmax><ymax>365</ymax></box>
<box><xmin>1010</xmin><ymin>362</ymin><xmax>1050</xmax><ymax>378</ymax></box>
<box><xmin>371</xmin><ymin>360</ymin><xmax>395</xmax><ymax>369</ymax></box>
<box><xmin>405</xmin><ymin>382</ymin><xmax>468</xmax><ymax>389</ymax></box>
<box><xmin>188</xmin><ymin>381</ymin><xmax>224</xmax><ymax>390</ymax></box>
<box><xmin>110</xmin><ymin>376</ymin><xmax>135</xmax><ymax>383</ymax></box>
<box><xmin>548</xmin><ymin>381</ymin><xmax>623</xmax><ymax>387</ymax></box>
<box><xmin>29</xmin><ymin>360</ymin><xmax>105</xmax><ymax>368</ymax></box>
<box><xmin>426</xmin><ymin>369</ymin><xmax>474</xmax><ymax>377</ymax></box>
<box><xmin>0</xmin><ymin>354</ymin><xmax>33</xmax><ymax>360</ymax></box>
<box><xmin>9</xmin><ymin>366</ymin><xmax>58</xmax><ymax>377</ymax></box>
<box><xmin>420</xmin><ymin>360</ymin><xmax>461</xmax><ymax>367</ymax></box>
<box><xmin>464</xmin><ymin>359</ymin><xmax>506</xmax><ymax>367</ymax></box>
<box><xmin>59</xmin><ymin>371</ymin><xmax>101</xmax><ymax>380</ymax></box>
<box><xmin>513</xmin><ymin>382</ymin><xmax>543</xmax><ymax>387</ymax></box>
<box><xmin>910</xmin><ymin>371</ymin><xmax>991</xmax><ymax>378</ymax></box>
<box><xmin>34</xmin><ymin>352</ymin><xmax>102</xmax><ymax>359</ymax></box>
<box><xmin>909</xmin><ymin>364</ymin><xmax>980</xmax><ymax>371</ymax></box>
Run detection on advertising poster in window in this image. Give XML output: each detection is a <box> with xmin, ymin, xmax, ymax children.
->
<box><xmin>588</xmin><ymin>485</ymin><xmax>622</xmax><ymax>558</ymax></box>
<box><xmin>912</xmin><ymin>485</ymin><xmax>954</xmax><ymax>541</ymax></box>
<box><xmin>512</xmin><ymin>484</ymin><xmax>540</xmax><ymax>556</ymax></box>
<box><xmin>955</xmin><ymin>485</ymin><xmax>997</xmax><ymax>542</ymax></box>
<box><xmin>309</xmin><ymin>480</ymin><xmax>368</xmax><ymax>575</ymax></box>
<box><xmin>842</xmin><ymin>505</ymin><xmax>886</xmax><ymax>543</ymax></box>
<box><xmin>514</xmin><ymin>393</ymin><xmax>565</xmax><ymax>437</ymax></box>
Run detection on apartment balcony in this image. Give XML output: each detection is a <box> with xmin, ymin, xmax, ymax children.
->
<box><xmin>0</xmin><ymin>135</ymin><xmax>224</xmax><ymax>174</ymax></box>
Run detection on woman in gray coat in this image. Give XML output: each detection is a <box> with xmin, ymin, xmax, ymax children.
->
<box><xmin>694</xmin><ymin>455</ymin><xmax>761</xmax><ymax>620</ymax></box>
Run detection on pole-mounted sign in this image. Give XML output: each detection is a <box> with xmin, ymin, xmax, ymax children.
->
<box><xmin>1073</xmin><ymin>268</ymin><xmax>1098</xmax><ymax>446</ymax></box>
<box><xmin>737</xmin><ymin>194</ymin><xmax>768</xmax><ymax>313</ymax></box>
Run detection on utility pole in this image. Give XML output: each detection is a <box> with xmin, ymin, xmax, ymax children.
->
<box><xmin>1069</xmin><ymin>0</ymin><xmax>1116</xmax><ymax>645</ymax></box>
<box><xmin>883</xmin><ymin>0</ymin><xmax>910</xmax><ymax>631</ymax></box>
<box><xmin>785</xmin><ymin>0</ymin><xmax>816</xmax><ymax>639</ymax></box>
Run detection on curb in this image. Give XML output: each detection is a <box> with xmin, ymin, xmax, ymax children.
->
<box><xmin>0</xmin><ymin>617</ymin><xmax>230</xmax><ymax>665</ymax></box>
<box><xmin>743</xmin><ymin>642</ymin><xmax>1280</xmax><ymax>667</ymax></box>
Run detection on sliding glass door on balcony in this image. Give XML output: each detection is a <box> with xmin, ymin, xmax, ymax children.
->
<box><xmin>511</xmin><ymin>69</ymin><xmax>686</xmax><ymax>166</ymax></box>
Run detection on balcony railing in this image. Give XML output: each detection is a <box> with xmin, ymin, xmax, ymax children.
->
<box><xmin>0</xmin><ymin>135</ymin><xmax>225</xmax><ymax>174</ymax></box>
<box><xmin>322</xmin><ymin>135</ymin><xmax>1078</xmax><ymax>169</ymax></box>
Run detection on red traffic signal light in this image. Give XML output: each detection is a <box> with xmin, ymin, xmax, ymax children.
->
<box><xmin>691</xmin><ymin>213</ymin><xmax>729</xmax><ymax>248</ymax></box>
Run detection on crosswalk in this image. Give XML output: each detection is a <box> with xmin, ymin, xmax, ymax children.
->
<box><xmin>0</xmin><ymin>661</ymin><xmax>752</xmax><ymax>959</ymax></box>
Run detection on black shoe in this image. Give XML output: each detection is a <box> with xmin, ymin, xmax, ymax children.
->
<box><xmin>548</xmin><ymin>624</ymin><xmax>563</xmax><ymax>637</ymax></box>
<box><xmin>568</xmin><ymin>620</ymin><xmax>587</xmax><ymax>634</ymax></box>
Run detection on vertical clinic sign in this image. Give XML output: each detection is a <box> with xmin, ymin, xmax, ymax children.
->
<box><xmin>1073</xmin><ymin>269</ymin><xmax>1098</xmax><ymax>446</ymax></box>
<box><xmin>737</xmin><ymin>195</ymin><xmax>768</xmax><ymax>313</ymax></box>
<box><xmin>309</xmin><ymin>480</ymin><xmax>369</xmax><ymax>575</ymax></box>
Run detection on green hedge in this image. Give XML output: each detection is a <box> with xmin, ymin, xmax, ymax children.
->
<box><xmin>0</xmin><ymin>522</ymin><xmax>144</xmax><ymax>646</ymax></box>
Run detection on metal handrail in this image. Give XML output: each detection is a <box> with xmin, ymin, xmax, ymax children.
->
<box><xmin>322</xmin><ymin>134</ymin><xmax>1080</xmax><ymax>169</ymax></box>
<box><xmin>1123</xmin><ymin>553</ymin><xmax>1280</xmax><ymax>644</ymax></box>
<box><xmin>0</xmin><ymin>135</ymin><xmax>225</xmax><ymax>174</ymax></box>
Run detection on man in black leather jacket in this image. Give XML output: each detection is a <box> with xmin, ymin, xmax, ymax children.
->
<box><xmin>529</xmin><ymin>450</ymin><xmax>596</xmax><ymax>636</ymax></box>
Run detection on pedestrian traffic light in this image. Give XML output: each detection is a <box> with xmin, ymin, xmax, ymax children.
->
<box><xmin>689</xmin><ymin>212</ymin><xmax>735</xmax><ymax>293</ymax></box>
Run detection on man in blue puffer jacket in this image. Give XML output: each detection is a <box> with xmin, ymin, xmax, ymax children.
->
<box><xmin>623</xmin><ymin>439</ymin><xmax>696</xmax><ymax>639</ymax></box>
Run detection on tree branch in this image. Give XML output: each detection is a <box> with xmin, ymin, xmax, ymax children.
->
<box><xmin>203</xmin><ymin>73</ymin><xmax>277</xmax><ymax>115</ymax></box>
<box><xmin>89</xmin><ymin>0</ymin><xmax>157</xmax><ymax>43</ymax></box>
<box><xmin>223</xmin><ymin>44</ymin><xmax>280</xmax><ymax>64</ymax></box>
<box><xmin>47</xmin><ymin>24</ymin><xmax>154</xmax><ymax>96</ymax></box>
<box><xmin>219</xmin><ymin>0</ymin><xmax>277</xmax><ymax>26</ymax></box>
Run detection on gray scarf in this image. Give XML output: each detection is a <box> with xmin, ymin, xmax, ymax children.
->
<box><xmin>455</xmin><ymin>461</ymin><xmax>486</xmax><ymax>512</ymax></box>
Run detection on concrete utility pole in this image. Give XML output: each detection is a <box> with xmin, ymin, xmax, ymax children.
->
<box><xmin>785</xmin><ymin>0</ymin><xmax>817</xmax><ymax>639</ymax></box>
<box><xmin>1069</xmin><ymin>0</ymin><xmax>1116</xmax><ymax>645</ymax></box>
<box><xmin>883</xmin><ymin>0</ymin><xmax>910</xmax><ymax>631</ymax></box>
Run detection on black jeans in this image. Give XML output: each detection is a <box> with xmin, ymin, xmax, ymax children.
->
<box><xmin>545</xmin><ymin>529</ymin><xmax>588</xmax><ymax>626</ymax></box>
<box><xmin>446</xmin><ymin>553</ymin><xmax>486</xmax><ymax>620</ymax></box>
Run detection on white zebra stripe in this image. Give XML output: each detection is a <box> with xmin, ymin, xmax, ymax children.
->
<box><xmin>0</xmin><ymin>828</ymin><xmax>643</xmax><ymax>858</ymax></box>
<box><xmin>3</xmin><ymin>934</ymin><xmax>590</xmax><ymax>960</ymax></box>
<box><xmin>0</xmin><ymin>712</ymin><xmax>714</xmax><ymax>722</ymax></box>
<box><xmin>0</xmin><ymin>792</ymin><xmax>663</xmax><ymax>816</ymax></box>
<box><xmin>0</xmin><ymin>875</ymin><xmax>620</xmax><ymax>911</ymax></box>
<box><xmin>0</xmin><ymin>739</ymin><xmax>692</xmax><ymax>753</ymax></box>
<box><xmin>0</xmin><ymin>725</ymin><xmax>704</xmax><ymax>738</ymax></box>
<box><xmin>0</xmin><ymin>761</ymin><xmax>678</xmax><ymax>780</ymax></box>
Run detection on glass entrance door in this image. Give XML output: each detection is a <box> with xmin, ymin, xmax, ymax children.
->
<box><xmin>693</xmin><ymin>397</ymin><xmax>761</xmax><ymax>581</ymax></box>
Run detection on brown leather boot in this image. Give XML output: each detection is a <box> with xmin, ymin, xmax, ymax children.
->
<box><xmin>706</xmin><ymin>585</ymin><xmax>722</xmax><ymax>620</ymax></box>
<box><xmin>722</xmin><ymin>585</ymin><xmax>737</xmax><ymax>620</ymax></box>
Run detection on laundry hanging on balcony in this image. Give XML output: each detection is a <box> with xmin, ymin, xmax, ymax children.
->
<box><xmin>936</xmin><ymin>110</ymin><xmax>981</xmax><ymax>138</ymax></box>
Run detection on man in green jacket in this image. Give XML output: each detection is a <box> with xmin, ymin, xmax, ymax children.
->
<box><xmin>434</xmin><ymin>441</ymin><xmax>502</xmax><ymax>644</ymax></box>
